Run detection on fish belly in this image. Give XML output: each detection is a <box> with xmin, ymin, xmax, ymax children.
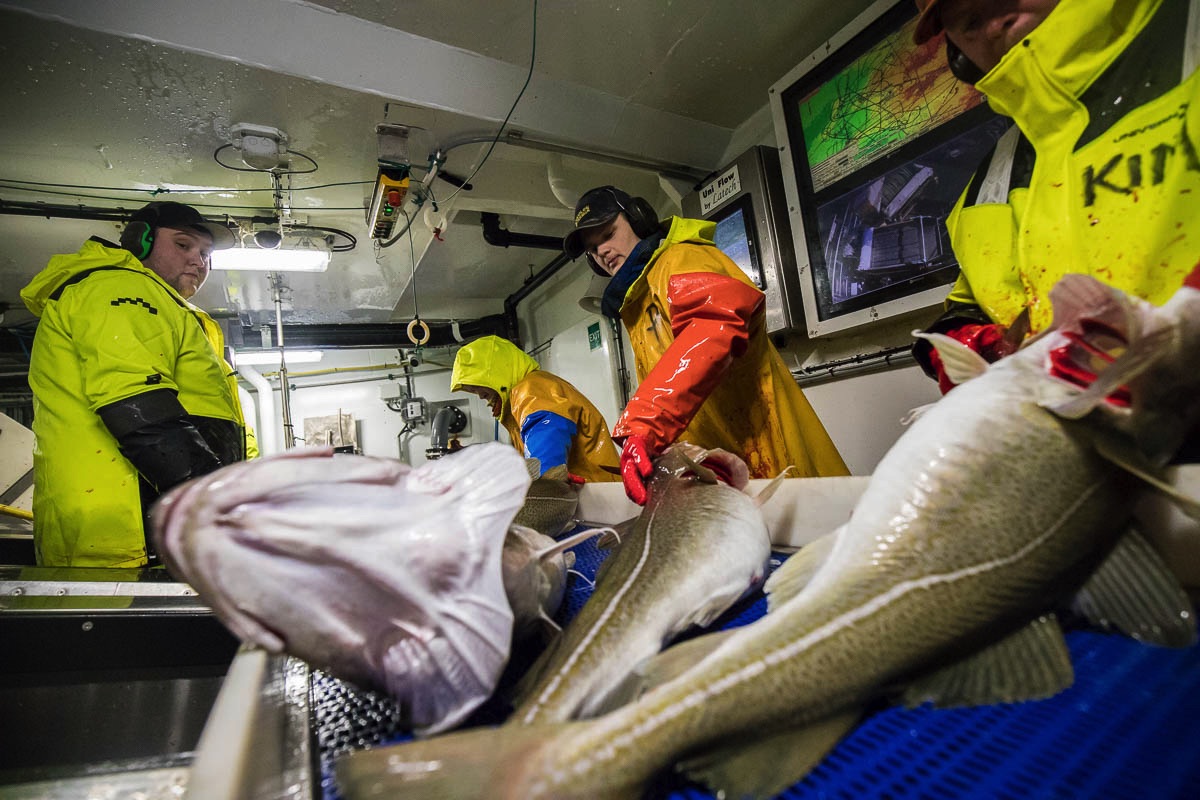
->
<box><xmin>514</xmin><ymin>479</ymin><xmax>769</xmax><ymax>724</ymax></box>
<box><xmin>531</xmin><ymin>398</ymin><xmax>1137</xmax><ymax>793</ymax></box>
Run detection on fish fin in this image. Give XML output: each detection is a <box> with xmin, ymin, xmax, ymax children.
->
<box><xmin>535</xmin><ymin>526</ymin><xmax>612</xmax><ymax>560</ymax></box>
<box><xmin>680</xmin><ymin>450</ymin><xmax>720</xmax><ymax>483</ymax></box>
<box><xmin>764</xmin><ymin>529</ymin><xmax>840</xmax><ymax>611</ymax></box>
<box><xmin>1089</xmin><ymin>432</ymin><xmax>1200</xmax><ymax>521</ymax></box>
<box><xmin>593</xmin><ymin>630</ymin><xmax>740</xmax><ymax>714</ymax></box>
<box><xmin>596</xmin><ymin>517</ymin><xmax>637</xmax><ymax>550</ymax></box>
<box><xmin>753</xmin><ymin>467</ymin><xmax>793</xmax><ymax>508</ymax></box>
<box><xmin>679</xmin><ymin>710</ymin><xmax>862</xmax><ymax>800</ymax></box>
<box><xmin>335</xmin><ymin>723</ymin><xmax>597</xmax><ymax>800</ymax></box>
<box><xmin>1070</xmin><ymin>525</ymin><xmax>1197</xmax><ymax>647</ymax></box>
<box><xmin>912</xmin><ymin>330</ymin><xmax>990</xmax><ymax>385</ymax></box>
<box><xmin>899</xmin><ymin>614</ymin><xmax>1073</xmax><ymax>708</ymax></box>
<box><xmin>900</xmin><ymin>403</ymin><xmax>938</xmax><ymax>426</ymax></box>
<box><xmin>536</xmin><ymin>608</ymin><xmax>562</xmax><ymax>636</ymax></box>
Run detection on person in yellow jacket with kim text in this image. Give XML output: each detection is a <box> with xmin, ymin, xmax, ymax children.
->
<box><xmin>21</xmin><ymin>201</ymin><xmax>254</xmax><ymax>567</ymax></box>
<box><xmin>910</xmin><ymin>0</ymin><xmax>1200</xmax><ymax>402</ymax></box>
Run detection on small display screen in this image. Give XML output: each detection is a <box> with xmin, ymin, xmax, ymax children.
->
<box><xmin>710</xmin><ymin>195</ymin><xmax>764</xmax><ymax>289</ymax></box>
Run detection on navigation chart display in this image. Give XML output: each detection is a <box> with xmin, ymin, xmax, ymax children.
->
<box><xmin>798</xmin><ymin>14</ymin><xmax>987</xmax><ymax>193</ymax></box>
<box><xmin>771</xmin><ymin>0</ymin><xmax>1009</xmax><ymax>336</ymax></box>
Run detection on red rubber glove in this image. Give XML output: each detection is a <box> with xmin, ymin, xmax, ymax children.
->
<box><xmin>565</xmin><ymin>472</ymin><xmax>587</xmax><ymax>486</ymax></box>
<box><xmin>619</xmin><ymin>435</ymin><xmax>656</xmax><ymax>505</ymax></box>
<box><xmin>928</xmin><ymin>322</ymin><xmax>1016</xmax><ymax>394</ymax></box>
<box><xmin>612</xmin><ymin>271</ymin><xmax>763</xmax><ymax>454</ymax></box>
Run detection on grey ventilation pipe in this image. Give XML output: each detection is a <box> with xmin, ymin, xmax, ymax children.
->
<box><xmin>426</xmin><ymin>405</ymin><xmax>468</xmax><ymax>460</ymax></box>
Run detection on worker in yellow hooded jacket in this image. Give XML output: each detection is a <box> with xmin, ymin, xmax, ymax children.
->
<box><xmin>563</xmin><ymin>186</ymin><xmax>849</xmax><ymax>504</ymax></box>
<box><xmin>910</xmin><ymin>0</ymin><xmax>1200</xmax><ymax>407</ymax></box>
<box><xmin>20</xmin><ymin>201</ymin><xmax>252</xmax><ymax>567</ymax></box>
<box><xmin>450</xmin><ymin>335</ymin><xmax>621</xmax><ymax>483</ymax></box>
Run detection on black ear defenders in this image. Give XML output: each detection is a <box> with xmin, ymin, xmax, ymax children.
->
<box><xmin>946</xmin><ymin>39</ymin><xmax>986</xmax><ymax>85</ymax></box>
<box><xmin>120</xmin><ymin>210</ymin><xmax>159</xmax><ymax>260</ymax></box>
<box><xmin>602</xmin><ymin>187</ymin><xmax>660</xmax><ymax>239</ymax></box>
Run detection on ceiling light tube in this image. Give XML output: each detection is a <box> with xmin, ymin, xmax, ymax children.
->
<box><xmin>211</xmin><ymin>247</ymin><xmax>331</xmax><ymax>272</ymax></box>
<box><xmin>235</xmin><ymin>349</ymin><xmax>325</xmax><ymax>366</ymax></box>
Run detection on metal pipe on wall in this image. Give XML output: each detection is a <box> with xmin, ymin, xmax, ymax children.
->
<box><xmin>237</xmin><ymin>365</ymin><xmax>278</xmax><ymax>455</ymax></box>
<box><xmin>269</xmin><ymin>273</ymin><xmax>296</xmax><ymax>449</ymax></box>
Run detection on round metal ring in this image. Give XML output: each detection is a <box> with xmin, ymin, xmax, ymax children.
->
<box><xmin>407</xmin><ymin>318</ymin><xmax>431</xmax><ymax>346</ymax></box>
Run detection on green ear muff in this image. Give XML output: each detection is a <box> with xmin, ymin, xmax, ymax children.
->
<box><xmin>120</xmin><ymin>220</ymin><xmax>155</xmax><ymax>260</ymax></box>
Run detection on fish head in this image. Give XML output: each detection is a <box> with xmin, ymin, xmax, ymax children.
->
<box><xmin>151</xmin><ymin>442</ymin><xmax>532</xmax><ymax>734</ymax></box>
<box><xmin>501</xmin><ymin>524</ymin><xmax>573</xmax><ymax>641</ymax></box>
<box><xmin>649</xmin><ymin>443</ymin><xmax>751</xmax><ymax>492</ymax></box>
<box><xmin>1036</xmin><ymin>270</ymin><xmax>1200</xmax><ymax>462</ymax></box>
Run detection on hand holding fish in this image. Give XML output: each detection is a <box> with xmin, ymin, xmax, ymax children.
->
<box><xmin>617</xmin><ymin>433</ymin><xmax>656</xmax><ymax>504</ymax></box>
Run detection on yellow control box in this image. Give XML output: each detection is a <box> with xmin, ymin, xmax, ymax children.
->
<box><xmin>367</xmin><ymin>169</ymin><xmax>411</xmax><ymax>239</ymax></box>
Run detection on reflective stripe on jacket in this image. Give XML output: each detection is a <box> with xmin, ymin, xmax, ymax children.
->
<box><xmin>20</xmin><ymin>239</ymin><xmax>246</xmax><ymax>566</ymax></box>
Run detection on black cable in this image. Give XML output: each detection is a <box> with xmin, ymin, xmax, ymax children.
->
<box><xmin>291</xmin><ymin>224</ymin><xmax>357</xmax><ymax>252</ymax></box>
<box><xmin>440</xmin><ymin>0</ymin><xmax>538</xmax><ymax>205</ymax></box>
<box><xmin>0</xmin><ymin>176</ymin><xmax>374</xmax><ymax>193</ymax></box>
<box><xmin>212</xmin><ymin>144</ymin><xmax>319</xmax><ymax>175</ymax></box>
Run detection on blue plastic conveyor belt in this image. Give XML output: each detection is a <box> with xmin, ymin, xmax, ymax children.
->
<box><xmin>313</xmin><ymin>531</ymin><xmax>1200</xmax><ymax>800</ymax></box>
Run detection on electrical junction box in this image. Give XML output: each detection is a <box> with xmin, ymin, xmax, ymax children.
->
<box><xmin>400</xmin><ymin>397</ymin><xmax>427</xmax><ymax>425</ymax></box>
<box><xmin>367</xmin><ymin>168</ymin><xmax>411</xmax><ymax>239</ymax></box>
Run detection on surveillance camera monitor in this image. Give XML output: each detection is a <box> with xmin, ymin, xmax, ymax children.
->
<box><xmin>768</xmin><ymin>0</ymin><xmax>1011</xmax><ymax>337</ymax></box>
<box><xmin>683</xmin><ymin>146</ymin><xmax>805</xmax><ymax>336</ymax></box>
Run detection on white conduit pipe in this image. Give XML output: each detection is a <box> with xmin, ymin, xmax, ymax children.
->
<box><xmin>238</xmin><ymin>365</ymin><xmax>279</xmax><ymax>456</ymax></box>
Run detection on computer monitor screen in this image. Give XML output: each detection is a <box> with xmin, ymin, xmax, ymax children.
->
<box><xmin>770</xmin><ymin>0</ymin><xmax>1010</xmax><ymax>336</ymax></box>
<box><xmin>710</xmin><ymin>194</ymin><xmax>765</xmax><ymax>290</ymax></box>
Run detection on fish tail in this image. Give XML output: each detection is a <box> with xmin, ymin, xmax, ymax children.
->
<box><xmin>336</xmin><ymin>722</ymin><xmax>634</xmax><ymax>800</ymax></box>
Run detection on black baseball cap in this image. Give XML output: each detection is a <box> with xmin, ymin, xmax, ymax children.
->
<box><xmin>563</xmin><ymin>186</ymin><xmax>633</xmax><ymax>272</ymax></box>
<box><xmin>127</xmin><ymin>201</ymin><xmax>236</xmax><ymax>250</ymax></box>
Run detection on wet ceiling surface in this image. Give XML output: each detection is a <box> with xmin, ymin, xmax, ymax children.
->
<box><xmin>0</xmin><ymin>0</ymin><xmax>875</xmax><ymax>346</ymax></box>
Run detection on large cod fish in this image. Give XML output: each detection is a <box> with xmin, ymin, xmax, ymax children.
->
<box><xmin>153</xmin><ymin>442</ymin><xmax>573</xmax><ymax>736</ymax></box>
<box><xmin>509</xmin><ymin>442</ymin><xmax>775</xmax><ymax>724</ymax></box>
<box><xmin>337</xmin><ymin>270</ymin><xmax>1200</xmax><ymax>799</ymax></box>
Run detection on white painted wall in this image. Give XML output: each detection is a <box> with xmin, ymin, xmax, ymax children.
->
<box><xmin>238</xmin><ymin>347</ymin><xmax>506</xmax><ymax>465</ymax></box>
<box><xmin>800</xmin><ymin>365</ymin><xmax>941</xmax><ymax>476</ymax></box>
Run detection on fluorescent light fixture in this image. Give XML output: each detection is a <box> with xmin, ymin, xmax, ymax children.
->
<box><xmin>236</xmin><ymin>349</ymin><xmax>324</xmax><ymax>366</ymax></box>
<box><xmin>212</xmin><ymin>246</ymin><xmax>330</xmax><ymax>272</ymax></box>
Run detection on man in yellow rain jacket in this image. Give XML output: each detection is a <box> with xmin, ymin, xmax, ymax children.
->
<box><xmin>564</xmin><ymin>186</ymin><xmax>848</xmax><ymax>504</ymax></box>
<box><xmin>910</xmin><ymin>0</ymin><xmax>1200</xmax><ymax>408</ymax></box>
<box><xmin>450</xmin><ymin>335</ymin><xmax>621</xmax><ymax>483</ymax></box>
<box><xmin>21</xmin><ymin>201</ymin><xmax>251</xmax><ymax>567</ymax></box>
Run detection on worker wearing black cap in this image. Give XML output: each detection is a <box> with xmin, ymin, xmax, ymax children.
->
<box><xmin>564</xmin><ymin>186</ymin><xmax>849</xmax><ymax>504</ymax></box>
<box><xmin>20</xmin><ymin>201</ymin><xmax>254</xmax><ymax>566</ymax></box>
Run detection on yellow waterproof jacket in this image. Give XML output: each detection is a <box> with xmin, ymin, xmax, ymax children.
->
<box><xmin>943</xmin><ymin>0</ymin><xmax>1199</xmax><ymax>332</ymax></box>
<box><xmin>616</xmin><ymin>217</ymin><xmax>848</xmax><ymax>480</ymax></box>
<box><xmin>20</xmin><ymin>239</ymin><xmax>247</xmax><ymax>566</ymax></box>
<box><xmin>450</xmin><ymin>336</ymin><xmax>620</xmax><ymax>482</ymax></box>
